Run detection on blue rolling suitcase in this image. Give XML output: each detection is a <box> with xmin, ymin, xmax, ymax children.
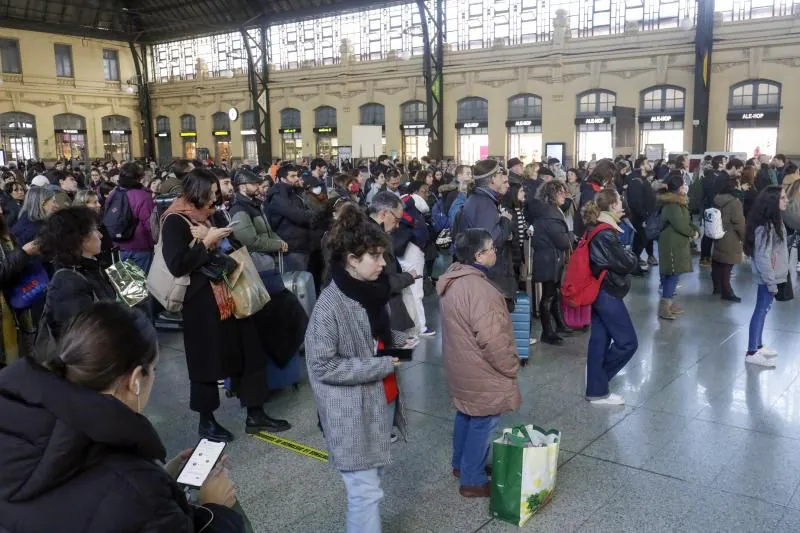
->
<box><xmin>267</xmin><ymin>354</ymin><xmax>301</xmax><ymax>391</ymax></box>
<box><xmin>512</xmin><ymin>293</ymin><xmax>531</xmax><ymax>361</ymax></box>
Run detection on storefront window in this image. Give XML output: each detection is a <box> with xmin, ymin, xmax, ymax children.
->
<box><xmin>314</xmin><ymin>106</ymin><xmax>338</xmax><ymax>159</ymax></box>
<box><xmin>639</xmin><ymin>86</ymin><xmax>686</xmax><ymax>157</ymax></box>
<box><xmin>0</xmin><ymin>112</ymin><xmax>37</xmax><ymax>162</ymax></box>
<box><xmin>53</xmin><ymin>113</ymin><xmax>88</xmax><ymax>162</ymax></box>
<box><xmin>726</xmin><ymin>80</ymin><xmax>781</xmax><ymax>159</ymax></box>
<box><xmin>576</xmin><ymin>90</ymin><xmax>616</xmax><ymax>162</ymax></box>
<box><xmin>181</xmin><ymin>114</ymin><xmax>197</xmax><ymax>160</ymax></box>
<box><xmin>278</xmin><ymin>108</ymin><xmax>302</xmax><ymax>162</ymax></box>
<box><xmin>212</xmin><ymin>112</ymin><xmax>231</xmax><ymax>163</ymax></box>
<box><xmin>155</xmin><ymin>115</ymin><xmax>172</xmax><ymax>166</ymax></box>
<box><xmin>102</xmin><ymin>115</ymin><xmax>132</xmax><ymax>162</ymax></box>
<box><xmin>507</xmin><ymin>94</ymin><xmax>543</xmax><ymax>163</ymax></box>
<box><xmin>400</xmin><ymin>101</ymin><xmax>429</xmax><ymax>162</ymax></box>
<box><xmin>456</xmin><ymin>97</ymin><xmax>489</xmax><ymax>164</ymax></box>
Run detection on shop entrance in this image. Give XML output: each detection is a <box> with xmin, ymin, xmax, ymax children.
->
<box><xmin>728</xmin><ymin>126</ymin><xmax>778</xmax><ymax>159</ymax></box>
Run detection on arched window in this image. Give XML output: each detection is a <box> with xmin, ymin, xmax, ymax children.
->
<box><xmin>314</xmin><ymin>106</ymin><xmax>337</xmax><ymax>127</ymax></box>
<box><xmin>0</xmin><ymin>112</ymin><xmax>37</xmax><ymax>161</ymax></box>
<box><xmin>729</xmin><ymin>80</ymin><xmax>781</xmax><ymax>109</ymax></box>
<box><xmin>53</xmin><ymin>113</ymin><xmax>86</xmax><ymax>131</ymax></box>
<box><xmin>242</xmin><ymin>111</ymin><xmax>257</xmax><ymax>131</ymax></box>
<box><xmin>101</xmin><ymin>115</ymin><xmax>131</xmax><ymax>131</ymax></box>
<box><xmin>181</xmin><ymin>114</ymin><xmax>196</xmax><ymax>132</ymax></box>
<box><xmin>457</xmin><ymin>97</ymin><xmax>488</xmax><ymax>122</ymax></box>
<box><xmin>641</xmin><ymin>86</ymin><xmax>685</xmax><ymax>112</ymax></box>
<box><xmin>280</xmin><ymin>108</ymin><xmax>301</xmax><ymax>129</ymax></box>
<box><xmin>155</xmin><ymin>116</ymin><xmax>170</xmax><ymax>133</ymax></box>
<box><xmin>508</xmin><ymin>94</ymin><xmax>542</xmax><ymax>119</ymax></box>
<box><xmin>212</xmin><ymin>112</ymin><xmax>230</xmax><ymax>132</ymax></box>
<box><xmin>577</xmin><ymin>90</ymin><xmax>616</xmax><ymax>115</ymax></box>
<box><xmin>359</xmin><ymin>103</ymin><xmax>385</xmax><ymax>126</ymax></box>
<box><xmin>401</xmin><ymin>101</ymin><xmax>426</xmax><ymax>124</ymax></box>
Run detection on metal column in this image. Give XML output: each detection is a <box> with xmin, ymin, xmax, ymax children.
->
<box><xmin>417</xmin><ymin>0</ymin><xmax>444</xmax><ymax>161</ymax></box>
<box><xmin>692</xmin><ymin>0</ymin><xmax>714</xmax><ymax>153</ymax></box>
<box><xmin>129</xmin><ymin>42</ymin><xmax>156</xmax><ymax>161</ymax></box>
<box><xmin>241</xmin><ymin>27</ymin><xmax>272</xmax><ymax>166</ymax></box>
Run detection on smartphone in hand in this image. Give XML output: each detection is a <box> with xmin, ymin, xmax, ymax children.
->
<box><xmin>176</xmin><ymin>438</ymin><xmax>227</xmax><ymax>488</ymax></box>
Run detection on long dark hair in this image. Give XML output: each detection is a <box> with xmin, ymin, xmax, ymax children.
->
<box><xmin>744</xmin><ymin>185</ymin><xmax>784</xmax><ymax>257</ymax></box>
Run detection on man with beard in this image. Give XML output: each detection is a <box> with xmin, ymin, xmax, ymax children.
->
<box><xmin>265</xmin><ymin>164</ymin><xmax>313</xmax><ymax>272</ymax></box>
<box><xmin>230</xmin><ymin>169</ymin><xmax>287</xmax><ymax>272</ymax></box>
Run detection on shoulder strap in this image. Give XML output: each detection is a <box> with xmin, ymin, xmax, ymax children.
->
<box><xmin>585</xmin><ymin>223</ymin><xmax>612</xmax><ymax>243</ymax></box>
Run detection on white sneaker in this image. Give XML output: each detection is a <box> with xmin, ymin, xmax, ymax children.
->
<box><xmin>745</xmin><ymin>352</ymin><xmax>776</xmax><ymax>368</ymax></box>
<box><xmin>590</xmin><ymin>393</ymin><xmax>625</xmax><ymax>406</ymax></box>
<box><xmin>529</xmin><ymin>337</ymin><xmax>537</xmax><ymax>345</ymax></box>
<box><xmin>796</xmin><ymin>262</ymin><xmax>800</xmax><ymax>272</ymax></box>
<box><xmin>758</xmin><ymin>346</ymin><xmax>778</xmax><ymax>358</ymax></box>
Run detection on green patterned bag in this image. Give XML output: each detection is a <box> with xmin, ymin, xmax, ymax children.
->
<box><xmin>490</xmin><ymin>425</ymin><xmax>560</xmax><ymax>526</ymax></box>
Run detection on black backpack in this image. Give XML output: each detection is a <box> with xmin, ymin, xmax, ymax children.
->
<box><xmin>103</xmin><ymin>187</ymin><xmax>136</xmax><ymax>241</ymax></box>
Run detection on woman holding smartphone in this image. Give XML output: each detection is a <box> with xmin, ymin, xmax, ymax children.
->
<box><xmin>0</xmin><ymin>302</ymin><xmax>245</xmax><ymax>532</ymax></box>
<box><xmin>305</xmin><ymin>203</ymin><xmax>407</xmax><ymax>533</ymax></box>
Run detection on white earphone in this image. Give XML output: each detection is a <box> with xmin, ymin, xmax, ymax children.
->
<box><xmin>135</xmin><ymin>380</ymin><xmax>140</xmax><ymax>396</ymax></box>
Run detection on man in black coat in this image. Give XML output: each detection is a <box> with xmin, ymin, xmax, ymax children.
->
<box><xmin>265</xmin><ymin>164</ymin><xmax>313</xmax><ymax>272</ymax></box>
<box><xmin>523</xmin><ymin>167</ymin><xmax>554</xmax><ymax>224</ymax></box>
<box><xmin>626</xmin><ymin>156</ymin><xmax>657</xmax><ymax>275</ymax></box>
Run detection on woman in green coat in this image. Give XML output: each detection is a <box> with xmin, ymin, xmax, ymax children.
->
<box><xmin>658</xmin><ymin>171</ymin><xmax>699</xmax><ymax>320</ymax></box>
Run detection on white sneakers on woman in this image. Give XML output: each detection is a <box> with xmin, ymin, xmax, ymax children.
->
<box><xmin>590</xmin><ymin>393</ymin><xmax>626</xmax><ymax>406</ymax></box>
<box><xmin>746</xmin><ymin>349</ymin><xmax>777</xmax><ymax>368</ymax></box>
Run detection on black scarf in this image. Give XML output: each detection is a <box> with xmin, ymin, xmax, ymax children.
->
<box><xmin>331</xmin><ymin>263</ymin><xmax>393</xmax><ymax>346</ymax></box>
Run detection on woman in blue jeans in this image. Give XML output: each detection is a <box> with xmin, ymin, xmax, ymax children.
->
<box><xmin>656</xmin><ymin>171</ymin><xmax>699</xmax><ymax>320</ymax></box>
<box><xmin>742</xmin><ymin>185</ymin><xmax>788</xmax><ymax>368</ymax></box>
<box><xmin>582</xmin><ymin>189</ymin><xmax>639</xmax><ymax>406</ymax></box>
<box><xmin>437</xmin><ymin>229</ymin><xmax>521</xmax><ymax>497</ymax></box>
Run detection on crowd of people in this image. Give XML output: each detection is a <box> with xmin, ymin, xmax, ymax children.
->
<box><xmin>0</xmin><ymin>147</ymin><xmax>794</xmax><ymax>532</ymax></box>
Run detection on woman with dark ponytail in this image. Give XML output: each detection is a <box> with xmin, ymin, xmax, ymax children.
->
<box><xmin>581</xmin><ymin>189</ymin><xmax>639</xmax><ymax>406</ymax></box>
<box><xmin>0</xmin><ymin>302</ymin><xmax>246</xmax><ymax>532</ymax></box>
<box><xmin>742</xmin><ymin>185</ymin><xmax>788</xmax><ymax>368</ymax></box>
<box><xmin>305</xmin><ymin>203</ymin><xmax>408</xmax><ymax>533</ymax></box>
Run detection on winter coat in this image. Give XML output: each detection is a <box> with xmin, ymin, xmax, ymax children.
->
<box><xmin>436</xmin><ymin>263</ymin><xmax>521</xmax><ymax>417</ymax></box>
<box><xmin>532</xmin><ymin>203</ymin><xmax>572</xmax><ymax>283</ymax></box>
<box><xmin>265</xmin><ymin>182</ymin><xmax>313</xmax><ymax>253</ymax></box>
<box><xmin>161</xmin><ymin>214</ymin><xmax>268</xmax><ymax>387</ymax></box>
<box><xmin>305</xmin><ymin>281</ymin><xmax>407</xmax><ymax>472</ymax></box>
<box><xmin>11</xmin><ymin>212</ymin><xmax>43</xmax><ymax>247</ymax></box>
<box><xmin>1</xmin><ymin>196</ymin><xmax>21</xmax><ymax>228</ymax></box>
<box><xmin>45</xmin><ymin>258</ymin><xmax>118</xmax><ymax>341</ymax></box>
<box><xmin>712</xmin><ymin>193</ymin><xmax>746</xmax><ymax>265</ymax></box>
<box><xmin>0</xmin><ymin>357</ymin><xmax>233</xmax><ymax>533</ymax></box>
<box><xmin>752</xmin><ymin>224</ymin><xmax>790</xmax><ymax>293</ymax></box>
<box><xmin>160</xmin><ymin>175</ymin><xmax>183</xmax><ymax>195</ymax></box>
<box><xmin>657</xmin><ymin>193</ymin><xmax>697</xmax><ymax>276</ymax></box>
<box><xmin>459</xmin><ymin>187</ymin><xmax>515</xmax><ymax>300</ymax></box>
<box><xmin>626</xmin><ymin>174</ymin><xmax>657</xmax><ymax>223</ymax></box>
<box><xmin>522</xmin><ymin>178</ymin><xmax>543</xmax><ymax>223</ymax></box>
<box><xmin>369</xmin><ymin>218</ymin><xmax>415</xmax><ymax>331</ymax></box>
<box><xmin>229</xmin><ymin>192</ymin><xmax>283</xmax><ymax>254</ymax></box>
<box><xmin>588</xmin><ymin>215</ymin><xmax>638</xmax><ymax>299</ymax></box>
<box><xmin>109</xmin><ymin>187</ymin><xmax>155</xmax><ymax>252</ymax></box>
<box><xmin>0</xmin><ymin>240</ymin><xmax>31</xmax><ymax>365</ymax></box>
<box><xmin>447</xmin><ymin>191</ymin><xmax>466</xmax><ymax>229</ymax></box>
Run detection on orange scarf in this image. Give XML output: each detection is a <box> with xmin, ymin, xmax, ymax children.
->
<box><xmin>162</xmin><ymin>196</ymin><xmax>212</xmax><ymax>227</ymax></box>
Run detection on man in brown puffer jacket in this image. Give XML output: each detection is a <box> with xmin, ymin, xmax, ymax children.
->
<box><xmin>437</xmin><ymin>228</ymin><xmax>521</xmax><ymax>499</ymax></box>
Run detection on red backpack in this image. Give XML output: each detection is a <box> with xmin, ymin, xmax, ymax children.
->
<box><xmin>561</xmin><ymin>223</ymin><xmax>612</xmax><ymax>307</ymax></box>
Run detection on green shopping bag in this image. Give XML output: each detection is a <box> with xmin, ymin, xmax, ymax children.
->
<box><xmin>490</xmin><ymin>424</ymin><xmax>561</xmax><ymax>526</ymax></box>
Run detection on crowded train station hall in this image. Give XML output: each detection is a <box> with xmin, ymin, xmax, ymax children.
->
<box><xmin>1</xmin><ymin>0</ymin><xmax>800</xmax><ymax>531</ymax></box>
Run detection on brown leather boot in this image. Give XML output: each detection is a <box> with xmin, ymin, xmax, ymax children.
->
<box><xmin>459</xmin><ymin>483</ymin><xmax>491</xmax><ymax>498</ymax></box>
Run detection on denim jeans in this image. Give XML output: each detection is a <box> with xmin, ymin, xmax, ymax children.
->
<box><xmin>120</xmin><ymin>250</ymin><xmax>153</xmax><ymax>273</ymax></box>
<box><xmin>748</xmin><ymin>283</ymin><xmax>774</xmax><ymax>352</ymax></box>
<box><xmin>586</xmin><ymin>289</ymin><xmax>638</xmax><ymax>399</ymax></box>
<box><xmin>340</xmin><ymin>468</ymin><xmax>384</xmax><ymax>533</ymax></box>
<box><xmin>661</xmin><ymin>274</ymin><xmax>680</xmax><ymax>299</ymax></box>
<box><xmin>452</xmin><ymin>411</ymin><xmax>500</xmax><ymax>487</ymax></box>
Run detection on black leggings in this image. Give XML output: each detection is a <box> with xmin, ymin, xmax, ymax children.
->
<box><xmin>711</xmin><ymin>260</ymin><xmax>734</xmax><ymax>297</ymax></box>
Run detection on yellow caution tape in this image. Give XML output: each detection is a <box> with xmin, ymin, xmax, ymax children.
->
<box><xmin>251</xmin><ymin>431</ymin><xmax>329</xmax><ymax>462</ymax></box>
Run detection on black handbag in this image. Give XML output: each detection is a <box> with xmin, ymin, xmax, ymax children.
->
<box><xmin>776</xmin><ymin>275</ymin><xmax>794</xmax><ymax>302</ymax></box>
<box><xmin>198</xmin><ymin>251</ymin><xmax>238</xmax><ymax>281</ymax></box>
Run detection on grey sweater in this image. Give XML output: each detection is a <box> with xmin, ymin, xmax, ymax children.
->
<box><xmin>305</xmin><ymin>281</ymin><xmax>408</xmax><ymax>472</ymax></box>
<box><xmin>751</xmin><ymin>224</ymin><xmax>789</xmax><ymax>293</ymax></box>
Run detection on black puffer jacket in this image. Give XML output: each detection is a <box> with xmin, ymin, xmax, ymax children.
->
<box><xmin>265</xmin><ymin>182</ymin><xmax>313</xmax><ymax>253</ymax></box>
<box><xmin>587</xmin><ymin>222</ymin><xmax>638</xmax><ymax>299</ymax></box>
<box><xmin>532</xmin><ymin>203</ymin><xmax>572</xmax><ymax>283</ymax></box>
<box><xmin>625</xmin><ymin>173</ymin><xmax>656</xmax><ymax>223</ymax></box>
<box><xmin>0</xmin><ymin>357</ymin><xmax>237</xmax><ymax>533</ymax></box>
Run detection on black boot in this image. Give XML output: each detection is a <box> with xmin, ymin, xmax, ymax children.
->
<box><xmin>199</xmin><ymin>411</ymin><xmax>234</xmax><ymax>442</ymax></box>
<box><xmin>552</xmin><ymin>296</ymin><xmax>575</xmax><ymax>336</ymax></box>
<box><xmin>246</xmin><ymin>407</ymin><xmax>291</xmax><ymax>434</ymax></box>
<box><xmin>539</xmin><ymin>297</ymin><xmax>564</xmax><ymax>345</ymax></box>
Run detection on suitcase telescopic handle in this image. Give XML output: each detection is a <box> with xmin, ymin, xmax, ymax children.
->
<box><xmin>278</xmin><ymin>251</ymin><xmax>284</xmax><ymax>274</ymax></box>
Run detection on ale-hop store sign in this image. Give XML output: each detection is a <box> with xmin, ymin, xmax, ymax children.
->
<box><xmin>637</xmin><ymin>114</ymin><xmax>684</xmax><ymax>123</ymax></box>
<box><xmin>725</xmin><ymin>110</ymin><xmax>780</xmax><ymax>122</ymax></box>
<box><xmin>574</xmin><ymin>116</ymin><xmax>609</xmax><ymax>125</ymax></box>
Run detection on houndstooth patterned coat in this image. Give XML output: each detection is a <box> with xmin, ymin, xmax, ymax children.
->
<box><xmin>305</xmin><ymin>280</ymin><xmax>408</xmax><ymax>472</ymax></box>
